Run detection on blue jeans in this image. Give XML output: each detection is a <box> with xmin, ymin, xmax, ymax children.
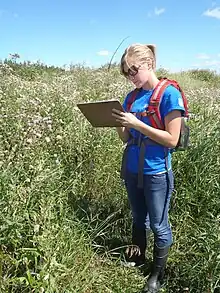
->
<box><xmin>124</xmin><ymin>170</ymin><xmax>174</xmax><ymax>248</ymax></box>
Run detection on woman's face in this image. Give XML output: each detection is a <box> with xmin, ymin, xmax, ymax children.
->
<box><xmin>123</xmin><ymin>63</ymin><xmax>150</xmax><ymax>88</ymax></box>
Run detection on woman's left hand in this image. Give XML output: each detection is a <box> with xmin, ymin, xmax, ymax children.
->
<box><xmin>112</xmin><ymin>109</ymin><xmax>141</xmax><ymax>129</ymax></box>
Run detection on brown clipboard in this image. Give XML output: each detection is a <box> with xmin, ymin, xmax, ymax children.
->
<box><xmin>77</xmin><ymin>99</ymin><xmax>124</xmax><ymax>127</ymax></box>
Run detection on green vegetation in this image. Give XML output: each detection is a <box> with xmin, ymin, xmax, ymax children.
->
<box><xmin>0</xmin><ymin>60</ymin><xmax>219</xmax><ymax>293</ymax></box>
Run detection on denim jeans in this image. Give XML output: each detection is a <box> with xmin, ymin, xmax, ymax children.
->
<box><xmin>124</xmin><ymin>170</ymin><xmax>174</xmax><ymax>248</ymax></box>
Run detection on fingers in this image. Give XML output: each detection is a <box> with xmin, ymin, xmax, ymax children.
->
<box><xmin>112</xmin><ymin>108</ymin><xmax>124</xmax><ymax>114</ymax></box>
<box><xmin>112</xmin><ymin>111</ymin><xmax>124</xmax><ymax>125</ymax></box>
<box><xmin>112</xmin><ymin>112</ymin><xmax>124</xmax><ymax>119</ymax></box>
<box><xmin>112</xmin><ymin>111</ymin><xmax>130</xmax><ymax>127</ymax></box>
<box><xmin>112</xmin><ymin>108</ymin><xmax>119</xmax><ymax>114</ymax></box>
<box><xmin>112</xmin><ymin>113</ymin><xmax>121</xmax><ymax>122</ymax></box>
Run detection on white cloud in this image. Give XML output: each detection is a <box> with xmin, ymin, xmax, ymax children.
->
<box><xmin>192</xmin><ymin>59</ymin><xmax>220</xmax><ymax>69</ymax></box>
<box><xmin>203</xmin><ymin>7</ymin><xmax>220</xmax><ymax>19</ymax></box>
<box><xmin>154</xmin><ymin>7</ymin><xmax>165</xmax><ymax>16</ymax></box>
<box><xmin>97</xmin><ymin>50</ymin><xmax>111</xmax><ymax>56</ymax></box>
<box><xmin>147</xmin><ymin>7</ymin><xmax>165</xmax><ymax>18</ymax></box>
<box><xmin>196</xmin><ymin>53</ymin><xmax>211</xmax><ymax>60</ymax></box>
<box><xmin>204</xmin><ymin>59</ymin><xmax>220</xmax><ymax>66</ymax></box>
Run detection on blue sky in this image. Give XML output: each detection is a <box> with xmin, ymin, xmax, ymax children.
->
<box><xmin>1</xmin><ymin>0</ymin><xmax>220</xmax><ymax>72</ymax></box>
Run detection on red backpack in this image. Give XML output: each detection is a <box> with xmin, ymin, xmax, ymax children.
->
<box><xmin>126</xmin><ymin>78</ymin><xmax>190</xmax><ymax>151</ymax></box>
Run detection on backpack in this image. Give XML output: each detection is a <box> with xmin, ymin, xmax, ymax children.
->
<box><xmin>126</xmin><ymin>77</ymin><xmax>190</xmax><ymax>151</ymax></box>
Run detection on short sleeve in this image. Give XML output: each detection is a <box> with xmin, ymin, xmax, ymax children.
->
<box><xmin>160</xmin><ymin>85</ymin><xmax>185</xmax><ymax>121</ymax></box>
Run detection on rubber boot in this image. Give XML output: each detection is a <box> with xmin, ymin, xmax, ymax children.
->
<box><xmin>141</xmin><ymin>244</ymin><xmax>169</xmax><ymax>292</ymax></box>
<box><xmin>125</xmin><ymin>225</ymin><xmax>149</xmax><ymax>267</ymax></box>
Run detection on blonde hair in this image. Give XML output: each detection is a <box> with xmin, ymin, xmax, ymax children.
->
<box><xmin>120</xmin><ymin>43</ymin><xmax>156</xmax><ymax>74</ymax></box>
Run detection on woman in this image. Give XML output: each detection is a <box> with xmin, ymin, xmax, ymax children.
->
<box><xmin>112</xmin><ymin>43</ymin><xmax>185</xmax><ymax>292</ymax></box>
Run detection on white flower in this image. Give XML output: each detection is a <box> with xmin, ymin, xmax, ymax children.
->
<box><xmin>45</xmin><ymin>137</ymin><xmax>50</xmax><ymax>143</ymax></box>
<box><xmin>55</xmin><ymin>158</ymin><xmax>60</xmax><ymax>165</ymax></box>
<box><xmin>56</xmin><ymin>135</ymin><xmax>62</xmax><ymax>140</ymax></box>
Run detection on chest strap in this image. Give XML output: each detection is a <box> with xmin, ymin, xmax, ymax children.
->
<box><xmin>120</xmin><ymin>137</ymin><xmax>169</xmax><ymax>188</ymax></box>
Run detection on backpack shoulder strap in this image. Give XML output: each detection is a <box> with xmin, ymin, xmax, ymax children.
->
<box><xmin>163</xmin><ymin>79</ymin><xmax>189</xmax><ymax>118</ymax></box>
<box><xmin>148</xmin><ymin>78</ymin><xmax>189</xmax><ymax>129</ymax></box>
<box><xmin>126</xmin><ymin>88</ymin><xmax>140</xmax><ymax>112</ymax></box>
<box><xmin>148</xmin><ymin>78</ymin><xmax>171</xmax><ymax>129</ymax></box>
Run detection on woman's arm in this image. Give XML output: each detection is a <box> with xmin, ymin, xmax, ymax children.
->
<box><xmin>116</xmin><ymin>126</ymin><xmax>130</xmax><ymax>143</ymax></box>
<box><xmin>135</xmin><ymin>110</ymin><xmax>182</xmax><ymax>148</ymax></box>
<box><xmin>112</xmin><ymin>109</ymin><xmax>182</xmax><ymax>148</ymax></box>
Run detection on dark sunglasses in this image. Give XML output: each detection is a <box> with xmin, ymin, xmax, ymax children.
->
<box><xmin>123</xmin><ymin>65</ymin><xmax>141</xmax><ymax>78</ymax></box>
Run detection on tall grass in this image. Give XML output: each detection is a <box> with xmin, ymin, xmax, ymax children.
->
<box><xmin>0</xmin><ymin>63</ymin><xmax>219</xmax><ymax>292</ymax></box>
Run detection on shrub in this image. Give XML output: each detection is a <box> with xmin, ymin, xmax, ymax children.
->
<box><xmin>0</xmin><ymin>63</ymin><xmax>219</xmax><ymax>292</ymax></box>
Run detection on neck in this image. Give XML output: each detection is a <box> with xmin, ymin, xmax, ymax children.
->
<box><xmin>142</xmin><ymin>72</ymin><xmax>159</xmax><ymax>90</ymax></box>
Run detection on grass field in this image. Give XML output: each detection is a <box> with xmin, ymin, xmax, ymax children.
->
<box><xmin>0</xmin><ymin>61</ymin><xmax>220</xmax><ymax>293</ymax></box>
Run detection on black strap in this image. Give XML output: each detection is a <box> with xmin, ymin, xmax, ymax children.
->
<box><xmin>121</xmin><ymin>137</ymin><xmax>169</xmax><ymax>188</ymax></box>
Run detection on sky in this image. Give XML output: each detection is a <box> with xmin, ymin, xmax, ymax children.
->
<box><xmin>1</xmin><ymin>0</ymin><xmax>220</xmax><ymax>72</ymax></box>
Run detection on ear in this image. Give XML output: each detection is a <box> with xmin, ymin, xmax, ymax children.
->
<box><xmin>147</xmin><ymin>62</ymin><xmax>152</xmax><ymax>71</ymax></box>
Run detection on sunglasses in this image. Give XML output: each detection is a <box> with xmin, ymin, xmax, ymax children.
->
<box><xmin>123</xmin><ymin>65</ymin><xmax>141</xmax><ymax>78</ymax></box>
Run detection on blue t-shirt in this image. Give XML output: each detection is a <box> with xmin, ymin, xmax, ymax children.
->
<box><xmin>122</xmin><ymin>85</ymin><xmax>185</xmax><ymax>175</ymax></box>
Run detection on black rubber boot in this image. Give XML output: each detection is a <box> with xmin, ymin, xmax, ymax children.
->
<box><xmin>141</xmin><ymin>244</ymin><xmax>169</xmax><ymax>292</ymax></box>
<box><xmin>125</xmin><ymin>225</ymin><xmax>149</xmax><ymax>267</ymax></box>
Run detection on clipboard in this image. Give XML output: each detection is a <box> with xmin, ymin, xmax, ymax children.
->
<box><xmin>77</xmin><ymin>99</ymin><xmax>124</xmax><ymax>127</ymax></box>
